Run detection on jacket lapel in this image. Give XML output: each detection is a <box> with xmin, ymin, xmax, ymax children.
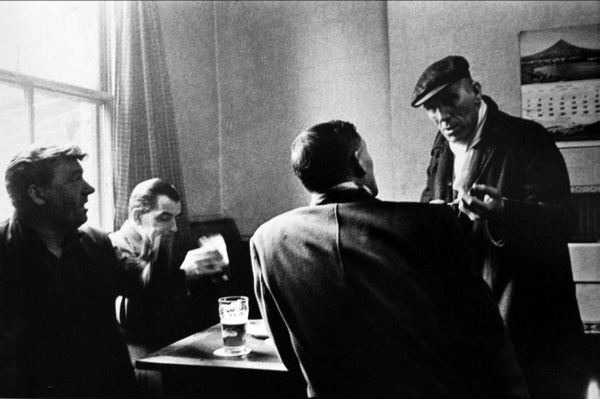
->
<box><xmin>118</xmin><ymin>220</ymin><xmax>146</xmax><ymax>257</ymax></box>
<box><xmin>463</xmin><ymin>143</ymin><xmax>496</xmax><ymax>192</ymax></box>
<box><xmin>461</xmin><ymin>100</ymin><xmax>501</xmax><ymax>192</ymax></box>
<box><xmin>432</xmin><ymin>143</ymin><xmax>455</xmax><ymax>202</ymax></box>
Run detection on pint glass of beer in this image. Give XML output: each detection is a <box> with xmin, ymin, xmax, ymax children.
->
<box><xmin>218</xmin><ymin>296</ymin><xmax>249</xmax><ymax>355</ymax></box>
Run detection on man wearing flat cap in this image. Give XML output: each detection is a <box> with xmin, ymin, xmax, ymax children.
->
<box><xmin>412</xmin><ymin>55</ymin><xmax>588</xmax><ymax>399</ymax></box>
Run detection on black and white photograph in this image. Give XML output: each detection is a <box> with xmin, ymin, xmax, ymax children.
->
<box><xmin>0</xmin><ymin>2</ymin><xmax>599</xmax><ymax>399</ymax></box>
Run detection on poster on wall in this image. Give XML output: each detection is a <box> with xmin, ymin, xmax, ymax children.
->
<box><xmin>519</xmin><ymin>24</ymin><xmax>600</xmax><ymax>142</ymax></box>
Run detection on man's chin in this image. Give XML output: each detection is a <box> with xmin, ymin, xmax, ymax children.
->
<box><xmin>61</xmin><ymin>216</ymin><xmax>87</xmax><ymax>232</ymax></box>
<box><xmin>75</xmin><ymin>215</ymin><xmax>88</xmax><ymax>227</ymax></box>
<box><xmin>444</xmin><ymin>133</ymin><xmax>467</xmax><ymax>144</ymax></box>
<box><xmin>75</xmin><ymin>210</ymin><xmax>88</xmax><ymax>224</ymax></box>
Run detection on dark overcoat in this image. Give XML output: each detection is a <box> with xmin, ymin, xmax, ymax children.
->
<box><xmin>0</xmin><ymin>217</ymin><xmax>135</xmax><ymax>397</ymax></box>
<box><xmin>109</xmin><ymin>220</ymin><xmax>194</xmax><ymax>347</ymax></box>
<box><xmin>251</xmin><ymin>189</ymin><xmax>529</xmax><ymax>399</ymax></box>
<box><xmin>421</xmin><ymin>96</ymin><xmax>586</xmax><ymax>398</ymax></box>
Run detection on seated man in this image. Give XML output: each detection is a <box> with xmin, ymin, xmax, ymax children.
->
<box><xmin>110</xmin><ymin>178</ymin><xmax>231</xmax><ymax>351</ymax></box>
<box><xmin>0</xmin><ymin>145</ymin><xmax>135</xmax><ymax>397</ymax></box>
<box><xmin>251</xmin><ymin>120</ymin><xmax>529</xmax><ymax>399</ymax></box>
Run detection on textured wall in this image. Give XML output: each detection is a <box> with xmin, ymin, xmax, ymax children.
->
<box><xmin>158</xmin><ymin>1</ymin><xmax>222</xmax><ymax>219</ymax></box>
<box><xmin>159</xmin><ymin>1</ymin><xmax>390</xmax><ymax>235</ymax></box>
<box><xmin>388</xmin><ymin>1</ymin><xmax>600</xmax><ymax>201</ymax></box>
<box><xmin>214</xmin><ymin>1</ymin><xmax>391</xmax><ymax>235</ymax></box>
<box><xmin>159</xmin><ymin>1</ymin><xmax>600</xmax><ymax>237</ymax></box>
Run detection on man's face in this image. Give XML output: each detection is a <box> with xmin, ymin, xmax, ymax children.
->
<box><xmin>422</xmin><ymin>78</ymin><xmax>481</xmax><ymax>144</ymax></box>
<box><xmin>43</xmin><ymin>159</ymin><xmax>95</xmax><ymax>231</ymax></box>
<box><xmin>357</xmin><ymin>139</ymin><xmax>379</xmax><ymax>197</ymax></box>
<box><xmin>138</xmin><ymin>194</ymin><xmax>181</xmax><ymax>242</ymax></box>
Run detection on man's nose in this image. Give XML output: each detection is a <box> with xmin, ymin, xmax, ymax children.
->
<box><xmin>170</xmin><ymin>220</ymin><xmax>178</xmax><ymax>233</ymax></box>
<box><xmin>83</xmin><ymin>180</ymin><xmax>95</xmax><ymax>195</ymax></box>
<box><xmin>434</xmin><ymin>106</ymin><xmax>450</xmax><ymax>121</ymax></box>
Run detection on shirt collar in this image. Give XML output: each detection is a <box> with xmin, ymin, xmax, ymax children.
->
<box><xmin>470</xmin><ymin>98</ymin><xmax>488</xmax><ymax>149</ymax></box>
<box><xmin>310</xmin><ymin>181</ymin><xmax>374</xmax><ymax>206</ymax></box>
<box><xmin>6</xmin><ymin>215</ymin><xmax>45</xmax><ymax>248</ymax></box>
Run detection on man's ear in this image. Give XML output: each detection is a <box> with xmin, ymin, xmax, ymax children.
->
<box><xmin>350</xmin><ymin>150</ymin><xmax>367</xmax><ymax>178</ymax></box>
<box><xmin>131</xmin><ymin>208</ymin><xmax>143</xmax><ymax>224</ymax></box>
<box><xmin>27</xmin><ymin>185</ymin><xmax>46</xmax><ymax>206</ymax></box>
<box><xmin>472</xmin><ymin>81</ymin><xmax>482</xmax><ymax>103</ymax></box>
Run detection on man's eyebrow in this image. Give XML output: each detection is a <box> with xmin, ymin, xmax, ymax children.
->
<box><xmin>158</xmin><ymin>210</ymin><xmax>183</xmax><ymax>218</ymax></box>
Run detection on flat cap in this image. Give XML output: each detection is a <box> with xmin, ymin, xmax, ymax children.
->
<box><xmin>411</xmin><ymin>55</ymin><xmax>471</xmax><ymax>107</ymax></box>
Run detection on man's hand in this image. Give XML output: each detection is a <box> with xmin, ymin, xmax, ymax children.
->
<box><xmin>458</xmin><ymin>184</ymin><xmax>505</xmax><ymax>221</ymax></box>
<box><xmin>180</xmin><ymin>248</ymin><xmax>230</xmax><ymax>283</ymax></box>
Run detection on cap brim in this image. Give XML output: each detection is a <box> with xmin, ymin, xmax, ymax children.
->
<box><xmin>412</xmin><ymin>82</ymin><xmax>452</xmax><ymax>107</ymax></box>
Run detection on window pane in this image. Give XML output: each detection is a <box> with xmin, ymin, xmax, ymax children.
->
<box><xmin>34</xmin><ymin>90</ymin><xmax>101</xmax><ymax>227</ymax></box>
<box><xmin>0</xmin><ymin>4</ymin><xmax>21</xmax><ymax>73</ymax></box>
<box><xmin>0</xmin><ymin>82</ymin><xmax>28</xmax><ymax>221</ymax></box>
<box><xmin>0</xmin><ymin>1</ymin><xmax>100</xmax><ymax>90</ymax></box>
<box><xmin>0</xmin><ymin>1</ymin><xmax>110</xmax><ymax>230</ymax></box>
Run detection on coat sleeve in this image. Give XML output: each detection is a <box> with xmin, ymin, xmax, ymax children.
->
<box><xmin>0</xmin><ymin>222</ymin><xmax>18</xmax><ymax>396</ymax></box>
<box><xmin>108</xmin><ymin>230</ymin><xmax>193</xmax><ymax>341</ymax></box>
<box><xmin>488</xmin><ymin>122</ymin><xmax>577</xmax><ymax>246</ymax></box>
<box><xmin>420</xmin><ymin>159</ymin><xmax>436</xmax><ymax>203</ymax></box>
<box><xmin>421</xmin><ymin>133</ymin><xmax>454</xmax><ymax>204</ymax></box>
<box><xmin>109</xmin><ymin>230</ymin><xmax>158</xmax><ymax>290</ymax></box>
<box><xmin>250</xmin><ymin>236</ymin><xmax>304</xmax><ymax>378</ymax></box>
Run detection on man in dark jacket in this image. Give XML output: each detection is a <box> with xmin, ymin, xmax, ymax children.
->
<box><xmin>412</xmin><ymin>55</ymin><xmax>587</xmax><ymax>399</ymax></box>
<box><xmin>110</xmin><ymin>178</ymin><xmax>231</xmax><ymax>349</ymax></box>
<box><xmin>0</xmin><ymin>145</ymin><xmax>135</xmax><ymax>397</ymax></box>
<box><xmin>251</xmin><ymin>120</ymin><xmax>529</xmax><ymax>399</ymax></box>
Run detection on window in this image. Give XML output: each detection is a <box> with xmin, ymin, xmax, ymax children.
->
<box><xmin>0</xmin><ymin>1</ymin><xmax>112</xmax><ymax>228</ymax></box>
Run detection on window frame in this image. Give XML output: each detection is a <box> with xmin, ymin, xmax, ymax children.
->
<box><xmin>0</xmin><ymin>2</ymin><xmax>113</xmax><ymax>229</ymax></box>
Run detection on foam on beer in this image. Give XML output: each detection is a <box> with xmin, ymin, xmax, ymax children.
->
<box><xmin>221</xmin><ymin>315</ymin><xmax>247</xmax><ymax>325</ymax></box>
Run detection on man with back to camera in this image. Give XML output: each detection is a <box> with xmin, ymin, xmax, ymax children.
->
<box><xmin>110</xmin><ymin>178</ymin><xmax>232</xmax><ymax>353</ymax></box>
<box><xmin>412</xmin><ymin>55</ymin><xmax>588</xmax><ymax>399</ymax></box>
<box><xmin>251</xmin><ymin>120</ymin><xmax>530</xmax><ymax>399</ymax></box>
<box><xmin>0</xmin><ymin>145</ymin><xmax>135</xmax><ymax>397</ymax></box>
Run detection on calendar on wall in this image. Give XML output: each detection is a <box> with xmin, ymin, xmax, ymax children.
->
<box><xmin>519</xmin><ymin>24</ymin><xmax>600</xmax><ymax>142</ymax></box>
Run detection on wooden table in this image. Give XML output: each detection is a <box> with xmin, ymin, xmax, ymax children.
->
<box><xmin>136</xmin><ymin>320</ymin><xmax>305</xmax><ymax>398</ymax></box>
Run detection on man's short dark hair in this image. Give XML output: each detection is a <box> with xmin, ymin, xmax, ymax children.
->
<box><xmin>291</xmin><ymin>120</ymin><xmax>363</xmax><ymax>192</ymax></box>
<box><xmin>128</xmin><ymin>178</ymin><xmax>181</xmax><ymax>216</ymax></box>
<box><xmin>5</xmin><ymin>145</ymin><xmax>87</xmax><ymax>210</ymax></box>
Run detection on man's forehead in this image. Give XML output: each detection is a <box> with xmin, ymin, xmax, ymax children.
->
<box><xmin>52</xmin><ymin>159</ymin><xmax>83</xmax><ymax>178</ymax></box>
<box><xmin>154</xmin><ymin>194</ymin><xmax>181</xmax><ymax>214</ymax></box>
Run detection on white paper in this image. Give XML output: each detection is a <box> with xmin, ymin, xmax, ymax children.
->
<box><xmin>198</xmin><ymin>233</ymin><xmax>229</xmax><ymax>265</ymax></box>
